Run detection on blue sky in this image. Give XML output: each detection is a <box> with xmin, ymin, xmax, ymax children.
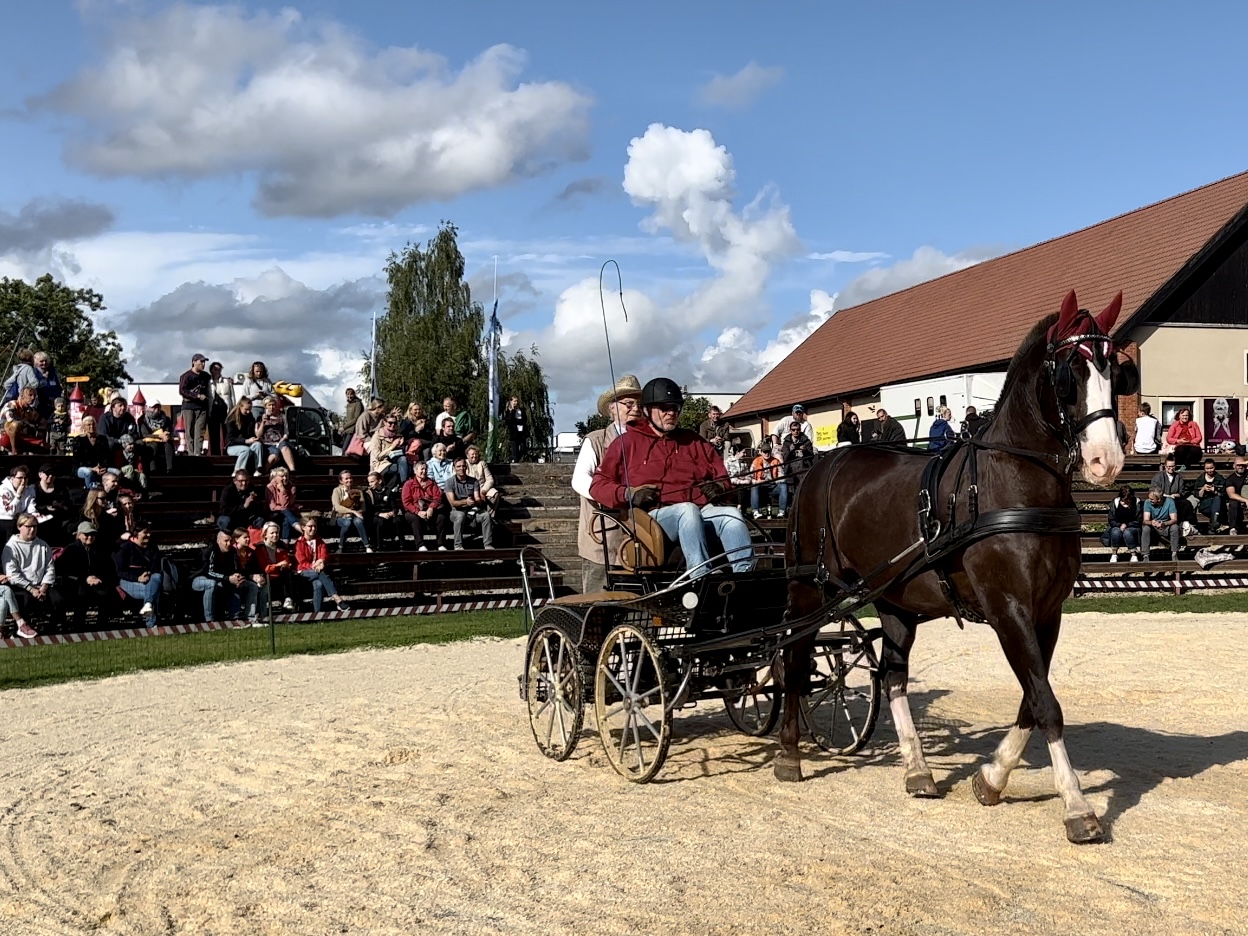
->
<box><xmin>1</xmin><ymin>1</ymin><xmax>1245</xmax><ymax>427</ymax></box>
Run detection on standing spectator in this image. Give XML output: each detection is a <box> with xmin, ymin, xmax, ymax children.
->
<box><xmin>444</xmin><ymin>457</ymin><xmax>494</xmax><ymax>550</ymax></box>
<box><xmin>962</xmin><ymin>406</ymin><xmax>987</xmax><ymax>439</ymax></box>
<box><xmin>777</xmin><ymin>404</ymin><xmax>815</xmax><ymax>446</ymax></box>
<box><xmin>402</xmin><ymin>460</ymin><xmax>448</xmax><ymax>551</ymax></box>
<box><xmin>436</xmin><ymin>396</ymin><xmax>476</xmax><ymax>445</ymax></box>
<box><xmin>1166</xmin><ymin>407</ymin><xmax>1203</xmax><ymax>468</ymax></box>
<box><xmin>749</xmin><ymin>441</ymin><xmax>786</xmax><ymax>519</ymax></box>
<box><xmin>331</xmin><ymin>469</ymin><xmax>371</xmax><ymax>553</ymax></box>
<box><xmin>99</xmin><ymin>396</ymin><xmax>139</xmax><ymax>454</ymax></box>
<box><xmin>178</xmin><ymin>353</ymin><xmax>212</xmax><ymax>455</ymax></box>
<box><xmin>426</xmin><ymin>442</ymin><xmax>454</xmax><ymax>488</ymax></box>
<box><xmin>255</xmin><ymin>522</ymin><xmax>295</xmax><ymax>612</ymax></box>
<box><xmin>294</xmin><ymin>518</ymin><xmax>349</xmax><ymax>611</ymax></box>
<box><xmin>1224</xmin><ymin>457</ymin><xmax>1248</xmax><ymax>535</ymax></box>
<box><xmin>0</xmin><ymin>465</ymin><xmax>36</xmax><ymax>542</ymax></box>
<box><xmin>364</xmin><ymin>471</ymin><xmax>403</xmax><ymax>551</ymax></box>
<box><xmin>191</xmin><ymin>529</ymin><xmax>247</xmax><ymax>623</ymax></box>
<box><xmin>254</xmin><ymin>397</ymin><xmax>298</xmax><ymax>473</ymax></box>
<box><xmin>1191</xmin><ymin>457</ymin><xmax>1226</xmax><ymax>534</ymax></box>
<box><xmin>928</xmin><ymin>407</ymin><xmax>956</xmax><ymax>452</ymax></box>
<box><xmin>434</xmin><ymin>416</ymin><xmax>465</xmax><ymax>461</ymax></box>
<box><xmin>224</xmin><ymin>396</ymin><xmax>259</xmax><ymax>473</ymax></box>
<box><xmin>1140</xmin><ymin>487</ymin><xmax>1181</xmax><ymax>562</ymax></box>
<box><xmin>867</xmin><ymin>408</ymin><xmax>907</xmax><ymax>444</ymax></box>
<box><xmin>1</xmin><ymin>349</ymin><xmax>36</xmax><ymax>405</ymax></box>
<box><xmin>837</xmin><ymin>411</ymin><xmax>861</xmax><ymax>446</ymax></box>
<box><xmin>1100</xmin><ymin>485</ymin><xmax>1143</xmax><ymax>562</ymax></box>
<box><xmin>350</xmin><ymin>398</ymin><xmax>386</xmax><ymax>458</ymax></box>
<box><xmin>74</xmin><ymin>416</ymin><xmax>112</xmax><ymax>489</ymax></box>
<box><xmin>698</xmin><ymin>406</ymin><xmax>729</xmax><ymax>452</ymax></box>
<box><xmin>138</xmin><ymin>401</ymin><xmax>175</xmax><ymax>475</ymax></box>
<box><xmin>114</xmin><ymin>524</ymin><xmax>162</xmax><ymax>627</ymax></box>
<box><xmin>217</xmin><ymin>470</ymin><xmax>260</xmax><ymax>533</ymax></box>
<box><xmin>464</xmin><ymin>445</ymin><xmax>500</xmax><ymax>508</ymax></box>
<box><xmin>504</xmin><ymin>395</ymin><xmax>529</xmax><ymax>462</ymax></box>
<box><xmin>207</xmin><ymin>361</ymin><xmax>235</xmax><ymax>456</ymax></box>
<box><xmin>265</xmin><ymin>467</ymin><xmax>302</xmax><ymax>540</ymax></box>
<box><xmin>31</xmin><ymin>352</ymin><xmax>61</xmax><ymax>420</ymax></box>
<box><xmin>241</xmin><ymin>362</ymin><xmax>275</xmax><ymax>422</ymax></box>
<box><xmin>3</xmin><ymin>513</ymin><xmax>61</xmax><ymax>632</ymax></box>
<box><xmin>1132</xmin><ymin>402</ymin><xmax>1161</xmax><ymax>456</ymax></box>
<box><xmin>34</xmin><ymin>464</ymin><xmax>73</xmax><ymax>547</ymax></box>
<box><xmin>369</xmin><ymin>412</ymin><xmax>410</xmax><ymax>485</ymax></box>
<box><xmin>340</xmin><ymin>388</ymin><xmax>364</xmax><ymax>452</ymax></box>
<box><xmin>55</xmin><ymin>521</ymin><xmax>117</xmax><ymax>630</ymax></box>
<box><xmin>47</xmin><ymin>396</ymin><xmax>70</xmax><ymax>455</ymax></box>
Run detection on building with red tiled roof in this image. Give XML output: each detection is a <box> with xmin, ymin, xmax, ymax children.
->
<box><xmin>729</xmin><ymin>170</ymin><xmax>1248</xmax><ymax>452</ymax></box>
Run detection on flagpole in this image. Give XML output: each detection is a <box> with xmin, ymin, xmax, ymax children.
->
<box><xmin>369</xmin><ymin>309</ymin><xmax>378</xmax><ymax>400</ymax></box>
<box><xmin>487</xmin><ymin>256</ymin><xmax>501</xmax><ymax>462</ymax></box>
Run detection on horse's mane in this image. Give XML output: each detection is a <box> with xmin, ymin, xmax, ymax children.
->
<box><xmin>990</xmin><ymin>312</ymin><xmax>1059</xmax><ymax>428</ymax></box>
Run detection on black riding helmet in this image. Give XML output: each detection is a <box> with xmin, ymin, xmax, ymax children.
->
<box><xmin>640</xmin><ymin>377</ymin><xmax>684</xmax><ymax>410</ymax></box>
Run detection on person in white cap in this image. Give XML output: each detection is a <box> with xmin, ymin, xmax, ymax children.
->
<box><xmin>777</xmin><ymin>403</ymin><xmax>815</xmax><ymax>446</ymax></box>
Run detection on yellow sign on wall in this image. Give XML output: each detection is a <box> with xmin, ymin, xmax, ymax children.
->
<box><xmin>815</xmin><ymin>425</ymin><xmax>836</xmax><ymax>449</ymax></box>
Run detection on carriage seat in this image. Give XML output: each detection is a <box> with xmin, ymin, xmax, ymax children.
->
<box><xmin>591</xmin><ymin>505</ymin><xmax>684</xmax><ymax>574</ymax></box>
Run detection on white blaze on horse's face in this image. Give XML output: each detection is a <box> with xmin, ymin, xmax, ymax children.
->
<box><xmin>1079</xmin><ymin>359</ymin><xmax>1123</xmax><ymax>485</ymax></box>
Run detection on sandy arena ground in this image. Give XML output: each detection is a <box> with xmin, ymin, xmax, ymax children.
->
<box><xmin>0</xmin><ymin>611</ymin><xmax>1246</xmax><ymax>935</ymax></box>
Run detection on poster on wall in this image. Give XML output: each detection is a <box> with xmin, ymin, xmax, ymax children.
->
<box><xmin>1204</xmin><ymin>397</ymin><xmax>1240</xmax><ymax>447</ymax></box>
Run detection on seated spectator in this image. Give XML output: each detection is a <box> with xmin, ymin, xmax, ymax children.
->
<box><xmin>192</xmin><ymin>529</ymin><xmax>250</xmax><ymax>623</ymax></box>
<box><xmin>1132</xmin><ymin>402</ymin><xmax>1161</xmax><ymax>456</ymax></box>
<box><xmin>464</xmin><ymin>445</ymin><xmax>500</xmax><ymax>508</ymax></box>
<box><xmin>1150</xmin><ymin>454</ymin><xmax>1191</xmax><ymax>529</ymax></box>
<box><xmin>0</xmin><ymin>574</ymin><xmax>33</xmax><ymax>639</ymax></box>
<box><xmin>114</xmin><ymin>524</ymin><xmax>162</xmax><ymax>627</ymax></box>
<box><xmin>99</xmin><ymin>396</ymin><xmax>138</xmax><ymax>453</ymax></box>
<box><xmin>233</xmin><ymin>528</ymin><xmax>267</xmax><ymax>625</ymax></box>
<box><xmin>3</xmin><ymin>512</ymin><xmax>61</xmax><ymax>633</ymax></box>
<box><xmin>83</xmin><ymin>471</ymin><xmax>127</xmax><ymax>545</ymax></box>
<box><xmin>1140</xmin><ymin>487</ymin><xmax>1180</xmax><ymax>562</ymax></box>
<box><xmin>364</xmin><ymin>471</ymin><xmax>403</xmax><ymax>551</ymax></box>
<box><xmin>836</xmin><ymin>411</ymin><xmax>861</xmax><ymax>446</ymax></box>
<box><xmin>47</xmin><ymin>397</ymin><xmax>70</xmax><ymax>456</ymax></box>
<box><xmin>331</xmin><ymin>469</ymin><xmax>371</xmax><ymax>553</ymax></box>
<box><xmin>435</xmin><ymin>416</ymin><xmax>465</xmax><ymax>461</ymax></box>
<box><xmin>1190</xmin><ymin>457</ymin><xmax>1225</xmax><ymax>534</ymax></box>
<box><xmin>1166</xmin><ymin>407</ymin><xmax>1203</xmax><ymax>468</ymax></box>
<box><xmin>867</xmin><ymin>408</ymin><xmax>907</xmax><ymax>444</ymax></box>
<box><xmin>723</xmin><ymin>443</ymin><xmax>752</xmax><ymax>509</ymax></box>
<box><xmin>928</xmin><ymin>407</ymin><xmax>956</xmax><ymax>453</ymax></box>
<box><xmin>1100</xmin><ymin>485</ymin><xmax>1143</xmax><ymax>562</ymax></box>
<box><xmin>255</xmin><ymin>521</ymin><xmax>295</xmax><ymax>612</ymax></box>
<box><xmin>117</xmin><ymin>434</ymin><xmax>148</xmax><ymax>491</ymax></box>
<box><xmin>224</xmin><ymin>396</ymin><xmax>259</xmax><ymax>474</ymax></box>
<box><xmin>1226</xmin><ymin>457</ymin><xmax>1248</xmax><ymax>535</ymax></box>
<box><xmin>241</xmin><ymin>361</ymin><xmax>275</xmax><ymax>422</ymax></box>
<box><xmin>749</xmin><ymin>441</ymin><xmax>786</xmax><ymax>519</ymax></box>
<box><xmin>369</xmin><ymin>411</ymin><xmax>410</xmax><ymax>485</ymax></box>
<box><xmin>781</xmin><ymin>420</ymin><xmax>816</xmax><ymax>476</ymax></box>
<box><xmin>294</xmin><ymin>517</ymin><xmax>349</xmax><ymax>612</ymax></box>
<box><xmin>402</xmin><ymin>460</ymin><xmax>448</xmax><ymax>551</ymax></box>
<box><xmin>436</xmin><ymin>395</ymin><xmax>476</xmax><ymax>445</ymax></box>
<box><xmin>0</xmin><ymin>465</ymin><xmax>37</xmax><ymax>542</ymax></box>
<box><xmin>0</xmin><ymin>387</ymin><xmax>46</xmax><ymax>455</ymax></box>
<box><xmin>55</xmin><ymin>521</ymin><xmax>117</xmax><ymax>630</ymax></box>
<box><xmin>138</xmin><ymin>400</ymin><xmax>175</xmax><ymax>475</ymax></box>
<box><xmin>34</xmin><ymin>463</ymin><xmax>73</xmax><ymax>547</ymax></box>
<box><xmin>427</xmin><ymin>442</ymin><xmax>454</xmax><ymax>489</ymax></box>
<box><xmin>217</xmin><ymin>469</ymin><xmax>261</xmax><ymax>533</ymax></box>
<box><xmin>73</xmin><ymin>416</ymin><xmax>113</xmax><ymax>490</ymax></box>
<box><xmin>401</xmin><ymin>403</ymin><xmax>435</xmax><ymax>464</ymax></box>
<box><xmin>254</xmin><ymin>397</ymin><xmax>298</xmax><ymax>473</ymax></box>
<box><xmin>444</xmin><ymin>457</ymin><xmax>494</xmax><ymax>550</ymax></box>
<box><xmin>265</xmin><ymin>466</ymin><xmax>302</xmax><ymax>539</ymax></box>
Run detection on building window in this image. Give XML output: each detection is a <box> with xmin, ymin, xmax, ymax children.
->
<box><xmin>926</xmin><ymin>397</ymin><xmax>934</xmax><ymax>416</ymax></box>
<box><xmin>1161</xmin><ymin>400</ymin><xmax>1195</xmax><ymax>426</ymax></box>
<box><xmin>939</xmin><ymin>394</ymin><xmax>947</xmax><ymax>407</ymax></box>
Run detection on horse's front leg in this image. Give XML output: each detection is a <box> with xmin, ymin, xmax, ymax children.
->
<box><xmin>879</xmin><ymin>609</ymin><xmax>939</xmax><ymax>797</ymax></box>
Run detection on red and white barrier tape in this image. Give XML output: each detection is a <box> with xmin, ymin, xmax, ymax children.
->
<box><xmin>0</xmin><ymin>597</ymin><xmax>545</xmax><ymax>649</ymax></box>
<box><xmin>1075</xmin><ymin>575</ymin><xmax>1248</xmax><ymax>591</ymax></box>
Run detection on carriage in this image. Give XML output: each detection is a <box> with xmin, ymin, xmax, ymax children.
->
<box><xmin>516</xmin><ymin>509</ymin><xmax>883</xmax><ymax>783</ymax></box>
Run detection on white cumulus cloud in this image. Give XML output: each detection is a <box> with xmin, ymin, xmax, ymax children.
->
<box><xmin>696</xmin><ymin>62</ymin><xmax>783</xmax><ymax>109</ymax></box>
<box><xmin>35</xmin><ymin>4</ymin><xmax>592</xmax><ymax>217</ymax></box>
<box><xmin>833</xmin><ymin>245</ymin><xmax>996</xmax><ymax>310</ymax></box>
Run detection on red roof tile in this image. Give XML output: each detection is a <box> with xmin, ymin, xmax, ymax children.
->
<box><xmin>731</xmin><ymin>170</ymin><xmax>1248</xmax><ymax>418</ymax></box>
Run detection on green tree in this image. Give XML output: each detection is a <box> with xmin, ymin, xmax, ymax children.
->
<box><xmin>0</xmin><ymin>275</ymin><xmax>130</xmax><ymax>388</ymax></box>
<box><xmin>575</xmin><ymin>413</ymin><xmax>609</xmax><ymax>438</ymax></box>
<box><xmin>678</xmin><ymin>396</ymin><xmax>711</xmax><ymax>433</ymax></box>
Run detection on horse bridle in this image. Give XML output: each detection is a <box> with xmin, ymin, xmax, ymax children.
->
<box><xmin>1044</xmin><ymin>330</ymin><xmax>1120</xmax><ymax>459</ymax></box>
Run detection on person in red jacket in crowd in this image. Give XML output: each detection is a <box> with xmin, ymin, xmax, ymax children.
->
<box><xmin>401</xmin><ymin>460</ymin><xmax>448</xmax><ymax>551</ymax></box>
<box><xmin>589</xmin><ymin>377</ymin><xmax>753</xmax><ymax>578</ymax></box>
<box><xmin>293</xmin><ymin>517</ymin><xmax>349</xmax><ymax>612</ymax></box>
<box><xmin>1165</xmin><ymin>406</ymin><xmax>1203</xmax><ymax>469</ymax></box>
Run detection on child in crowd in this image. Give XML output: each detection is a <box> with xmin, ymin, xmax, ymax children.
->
<box><xmin>47</xmin><ymin>398</ymin><xmax>70</xmax><ymax>455</ymax></box>
<box><xmin>117</xmin><ymin>434</ymin><xmax>148</xmax><ymax>491</ymax></box>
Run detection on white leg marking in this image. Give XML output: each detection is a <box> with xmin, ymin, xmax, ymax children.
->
<box><xmin>888</xmin><ymin>685</ymin><xmax>930</xmax><ymax>775</ymax></box>
<box><xmin>1047</xmin><ymin>737</ymin><xmax>1095</xmax><ymax>818</ymax></box>
<box><xmin>982</xmin><ymin>725</ymin><xmax>1031</xmax><ymax>792</ymax></box>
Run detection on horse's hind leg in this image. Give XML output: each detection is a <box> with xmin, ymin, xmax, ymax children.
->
<box><xmin>879</xmin><ymin>608</ymin><xmax>939</xmax><ymax>797</ymax></box>
<box><xmin>773</xmin><ymin>582</ymin><xmax>821</xmax><ymax>782</ymax></box>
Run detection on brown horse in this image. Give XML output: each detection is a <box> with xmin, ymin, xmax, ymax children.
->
<box><xmin>777</xmin><ymin>290</ymin><xmax>1131</xmax><ymax>843</ymax></box>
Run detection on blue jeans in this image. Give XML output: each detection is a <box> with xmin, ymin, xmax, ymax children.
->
<box><xmin>77</xmin><ymin>466</ymin><xmax>102</xmax><ymax>489</ymax></box>
<box><xmin>381</xmin><ymin>456</ymin><xmax>410</xmax><ymax>484</ymax></box>
<box><xmin>336</xmin><ymin>516</ymin><xmax>369</xmax><ymax>549</ymax></box>
<box><xmin>192</xmin><ymin>575</ymin><xmax>244</xmax><ymax>622</ymax></box>
<box><xmin>750</xmin><ymin>482</ymin><xmax>789</xmax><ymax>513</ymax></box>
<box><xmin>228</xmin><ymin>444</ymin><xmax>254</xmax><ymax>472</ymax></box>
<box><xmin>299</xmin><ymin>569</ymin><xmax>338</xmax><ymax>611</ymax></box>
<box><xmin>273</xmin><ymin>508</ymin><xmax>302</xmax><ymax>539</ymax></box>
<box><xmin>118</xmin><ymin>575</ymin><xmax>162</xmax><ymax>626</ymax></box>
<box><xmin>650</xmin><ymin>502</ymin><xmax>754</xmax><ymax>577</ymax></box>
<box><xmin>1100</xmin><ymin>526</ymin><xmax>1140</xmax><ymax>549</ymax></box>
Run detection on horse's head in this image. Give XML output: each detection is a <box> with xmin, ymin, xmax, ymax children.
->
<box><xmin>1044</xmin><ymin>290</ymin><xmax>1135</xmax><ymax>485</ymax></box>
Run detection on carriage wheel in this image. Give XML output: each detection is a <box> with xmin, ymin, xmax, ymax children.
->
<box><xmin>525</xmin><ymin>621</ymin><xmax>585</xmax><ymax>761</ymax></box>
<box><xmin>594</xmin><ymin>622</ymin><xmax>671</xmax><ymax>783</ymax></box>
<box><xmin>800</xmin><ymin>615</ymin><xmax>882</xmax><ymax>755</ymax></box>
<box><xmin>723</xmin><ymin>657</ymin><xmax>780</xmax><ymax>737</ymax></box>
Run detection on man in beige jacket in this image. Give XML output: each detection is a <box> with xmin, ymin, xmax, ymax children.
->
<box><xmin>570</xmin><ymin>375</ymin><xmax>642</xmax><ymax>594</ymax></box>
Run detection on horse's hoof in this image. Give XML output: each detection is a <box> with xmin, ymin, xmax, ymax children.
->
<box><xmin>971</xmin><ymin>769</ymin><xmax>1003</xmax><ymax>806</ymax></box>
<box><xmin>905</xmin><ymin>770</ymin><xmax>940</xmax><ymax>798</ymax></box>
<box><xmin>773</xmin><ymin>755</ymin><xmax>803</xmax><ymax>783</ymax></box>
<box><xmin>1064</xmin><ymin>813</ymin><xmax>1105</xmax><ymax>844</ymax></box>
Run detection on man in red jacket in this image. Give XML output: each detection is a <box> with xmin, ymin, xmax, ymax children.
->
<box><xmin>590</xmin><ymin>378</ymin><xmax>753</xmax><ymax>577</ymax></box>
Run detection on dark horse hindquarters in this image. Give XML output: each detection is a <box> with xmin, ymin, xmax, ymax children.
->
<box><xmin>777</xmin><ymin>291</ymin><xmax>1128</xmax><ymax>844</ymax></box>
